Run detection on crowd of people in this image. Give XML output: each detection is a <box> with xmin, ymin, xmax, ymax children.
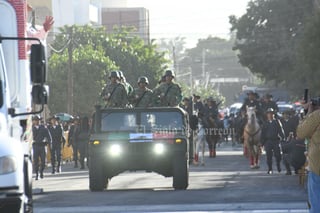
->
<box><xmin>31</xmin><ymin>115</ymin><xmax>90</xmax><ymax>179</ymax></box>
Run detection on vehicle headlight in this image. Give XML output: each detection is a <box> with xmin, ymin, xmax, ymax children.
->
<box><xmin>154</xmin><ymin>143</ymin><xmax>165</xmax><ymax>155</ymax></box>
<box><xmin>0</xmin><ymin>156</ymin><xmax>17</xmax><ymax>175</ymax></box>
<box><xmin>109</xmin><ymin>144</ymin><xmax>122</xmax><ymax>157</ymax></box>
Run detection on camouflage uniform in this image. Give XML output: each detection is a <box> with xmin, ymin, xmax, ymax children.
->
<box><xmin>153</xmin><ymin>70</ymin><xmax>182</xmax><ymax>107</ymax></box>
<box><xmin>102</xmin><ymin>71</ymin><xmax>128</xmax><ymax>108</ymax></box>
<box><xmin>130</xmin><ymin>87</ymin><xmax>153</xmax><ymax>107</ymax></box>
<box><xmin>129</xmin><ymin>76</ymin><xmax>153</xmax><ymax>107</ymax></box>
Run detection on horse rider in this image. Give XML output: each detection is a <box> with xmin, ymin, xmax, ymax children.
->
<box><xmin>241</xmin><ymin>91</ymin><xmax>263</xmax><ymax>121</ymax></box>
<box><xmin>129</xmin><ymin>76</ymin><xmax>153</xmax><ymax>107</ymax></box>
<box><xmin>153</xmin><ymin>70</ymin><xmax>182</xmax><ymax>107</ymax></box>
<box><xmin>32</xmin><ymin>115</ymin><xmax>52</xmax><ymax>180</ymax></box>
<box><xmin>193</xmin><ymin>94</ymin><xmax>205</xmax><ymax>114</ymax></box>
<box><xmin>204</xmin><ymin>97</ymin><xmax>219</xmax><ymax>119</ymax></box>
<box><xmin>101</xmin><ymin>71</ymin><xmax>128</xmax><ymax>108</ymax></box>
<box><xmin>260</xmin><ymin>108</ymin><xmax>285</xmax><ymax>174</ymax></box>
<box><xmin>202</xmin><ymin>97</ymin><xmax>223</xmax><ymax>157</ymax></box>
<box><xmin>261</xmin><ymin>93</ymin><xmax>279</xmax><ymax>119</ymax></box>
<box><xmin>239</xmin><ymin>91</ymin><xmax>263</xmax><ymax>143</ymax></box>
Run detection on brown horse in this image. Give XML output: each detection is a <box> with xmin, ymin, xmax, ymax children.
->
<box><xmin>206</xmin><ymin>115</ymin><xmax>221</xmax><ymax>158</ymax></box>
<box><xmin>194</xmin><ymin>114</ymin><xmax>220</xmax><ymax>165</ymax></box>
<box><xmin>243</xmin><ymin>107</ymin><xmax>261</xmax><ymax>169</ymax></box>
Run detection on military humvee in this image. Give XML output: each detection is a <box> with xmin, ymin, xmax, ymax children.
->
<box><xmin>88</xmin><ymin>106</ymin><xmax>190</xmax><ymax>191</ymax></box>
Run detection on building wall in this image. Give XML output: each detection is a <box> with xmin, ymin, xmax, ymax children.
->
<box><xmin>101</xmin><ymin>7</ymin><xmax>149</xmax><ymax>43</ymax></box>
<box><xmin>27</xmin><ymin>1</ymin><xmax>149</xmax><ymax>43</ymax></box>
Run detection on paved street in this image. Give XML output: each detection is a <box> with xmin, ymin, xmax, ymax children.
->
<box><xmin>33</xmin><ymin>142</ymin><xmax>309</xmax><ymax>212</ymax></box>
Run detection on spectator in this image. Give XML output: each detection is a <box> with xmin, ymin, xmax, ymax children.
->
<box><xmin>296</xmin><ymin>99</ymin><xmax>320</xmax><ymax>213</ymax></box>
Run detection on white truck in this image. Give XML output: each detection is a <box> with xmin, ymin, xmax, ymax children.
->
<box><xmin>0</xmin><ymin>0</ymin><xmax>48</xmax><ymax>212</ymax></box>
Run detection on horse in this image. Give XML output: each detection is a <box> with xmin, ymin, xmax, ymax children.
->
<box><xmin>206</xmin><ymin>114</ymin><xmax>221</xmax><ymax>158</ymax></box>
<box><xmin>194</xmin><ymin>114</ymin><xmax>221</xmax><ymax>165</ymax></box>
<box><xmin>243</xmin><ymin>106</ymin><xmax>261</xmax><ymax>169</ymax></box>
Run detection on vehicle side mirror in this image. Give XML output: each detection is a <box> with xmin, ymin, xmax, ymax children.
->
<box><xmin>31</xmin><ymin>85</ymin><xmax>48</xmax><ymax>104</ymax></box>
<box><xmin>30</xmin><ymin>44</ymin><xmax>46</xmax><ymax>84</ymax></box>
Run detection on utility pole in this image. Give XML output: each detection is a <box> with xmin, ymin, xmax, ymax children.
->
<box><xmin>67</xmin><ymin>26</ymin><xmax>74</xmax><ymax>115</ymax></box>
<box><xmin>202</xmin><ymin>48</ymin><xmax>207</xmax><ymax>88</ymax></box>
<box><xmin>173</xmin><ymin>45</ymin><xmax>177</xmax><ymax>72</ymax></box>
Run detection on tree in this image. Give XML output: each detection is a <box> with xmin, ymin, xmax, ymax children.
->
<box><xmin>229</xmin><ymin>0</ymin><xmax>314</xmax><ymax>90</ymax></box>
<box><xmin>101</xmin><ymin>27</ymin><xmax>169</xmax><ymax>88</ymax></box>
<box><xmin>48</xmin><ymin>44</ymin><xmax>116</xmax><ymax>115</ymax></box>
<box><xmin>48</xmin><ymin>25</ymin><xmax>169</xmax><ymax>115</ymax></box>
<box><xmin>299</xmin><ymin>11</ymin><xmax>320</xmax><ymax>93</ymax></box>
<box><xmin>178</xmin><ymin>36</ymin><xmax>248</xmax><ymax>105</ymax></box>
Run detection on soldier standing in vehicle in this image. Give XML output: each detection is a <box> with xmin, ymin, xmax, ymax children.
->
<box><xmin>261</xmin><ymin>93</ymin><xmax>279</xmax><ymax>119</ymax></box>
<box><xmin>101</xmin><ymin>71</ymin><xmax>128</xmax><ymax>108</ymax></box>
<box><xmin>48</xmin><ymin>116</ymin><xmax>65</xmax><ymax>174</ymax></box>
<box><xmin>153</xmin><ymin>70</ymin><xmax>182</xmax><ymax>107</ymax></box>
<box><xmin>129</xmin><ymin>76</ymin><xmax>153</xmax><ymax>107</ymax></box>
<box><xmin>32</xmin><ymin>115</ymin><xmax>52</xmax><ymax>180</ymax></box>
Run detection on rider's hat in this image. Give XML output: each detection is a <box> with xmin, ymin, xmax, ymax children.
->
<box><xmin>266</xmin><ymin>108</ymin><xmax>275</xmax><ymax>114</ymax></box>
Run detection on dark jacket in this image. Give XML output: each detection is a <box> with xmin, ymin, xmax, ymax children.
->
<box><xmin>33</xmin><ymin>125</ymin><xmax>52</xmax><ymax>146</ymax></box>
<box><xmin>48</xmin><ymin>124</ymin><xmax>65</xmax><ymax>145</ymax></box>
<box><xmin>261</xmin><ymin>119</ymin><xmax>285</xmax><ymax>146</ymax></box>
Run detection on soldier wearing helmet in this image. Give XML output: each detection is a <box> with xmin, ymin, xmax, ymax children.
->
<box><xmin>153</xmin><ymin>70</ymin><xmax>182</xmax><ymax>107</ymax></box>
<box><xmin>129</xmin><ymin>76</ymin><xmax>153</xmax><ymax>107</ymax></box>
<box><xmin>261</xmin><ymin>108</ymin><xmax>285</xmax><ymax>174</ymax></box>
<box><xmin>101</xmin><ymin>70</ymin><xmax>128</xmax><ymax>108</ymax></box>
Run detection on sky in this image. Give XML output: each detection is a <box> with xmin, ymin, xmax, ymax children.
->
<box><xmin>127</xmin><ymin>0</ymin><xmax>251</xmax><ymax>48</ymax></box>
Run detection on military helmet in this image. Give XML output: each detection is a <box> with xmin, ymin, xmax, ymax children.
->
<box><xmin>32</xmin><ymin>115</ymin><xmax>41</xmax><ymax>121</ymax></box>
<box><xmin>109</xmin><ymin>71</ymin><xmax>120</xmax><ymax>79</ymax></box>
<box><xmin>117</xmin><ymin>70</ymin><xmax>124</xmax><ymax>79</ymax></box>
<box><xmin>137</xmin><ymin>76</ymin><xmax>149</xmax><ymax>84</ymax></box>
<box><xmin>164</xmin><ymin>70</ymin><xmax>175</xmax><ymax>78</ymax></box>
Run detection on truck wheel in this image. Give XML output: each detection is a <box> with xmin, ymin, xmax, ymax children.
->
<box><xmin>24</xmin><ymin>156</ymin><xmax>33</xmax><ymax>213</ymax></box>
<box><xmin>172</xmin><ymin>153</ymin><xmax>189</xmax><ymax>190</ymax></box>
<box><xmin>89</xmin><ymin>157</ymin><xmax>106</xmax><ymax>191</ymax></box>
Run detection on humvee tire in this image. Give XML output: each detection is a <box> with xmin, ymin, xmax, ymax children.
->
<box><xmin>172</xmin><ymin>152</ymin><xmax>189</xmax><ymax>190</ymax></box>
<box><xmin>89</xmin><ymin>156</ymin><xmax>106</xmax><ymax>191</ymax></box>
